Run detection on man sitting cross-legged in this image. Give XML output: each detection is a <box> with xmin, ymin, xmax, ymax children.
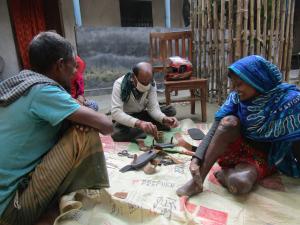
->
<box><xmin>0</xmin><ymin>32</ymin><xmax>113</xmax><ymax>225</ymax></box>
<box><xmin>111</xmin><ymin>62</ymin><xmax>178</xmax><ymax>141</ymax></box>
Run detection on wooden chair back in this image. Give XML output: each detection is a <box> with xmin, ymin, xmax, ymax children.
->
<box><xmin>149</xmin><ymin>31</ymin><xmax>193</xmax><ymax>69</ymax></box>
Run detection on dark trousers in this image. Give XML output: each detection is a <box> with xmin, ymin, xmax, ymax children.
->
<box><xmin>111</xmin><ymin>105</ymin><xmax>176</xmax><ymax>142</ymax></box>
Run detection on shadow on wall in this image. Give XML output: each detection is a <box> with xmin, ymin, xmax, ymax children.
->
<box><xmin>75</xmin><ymin>27</ymin><xmax>185</xmax><ymax>95</ymax></box>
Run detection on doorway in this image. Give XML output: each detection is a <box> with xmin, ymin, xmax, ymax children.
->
<box><xmin>8</xmin><ymin>0</ymin><xmax>63</xmax><ymax>69</ymax></box>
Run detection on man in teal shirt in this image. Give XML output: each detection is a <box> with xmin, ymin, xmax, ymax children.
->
<box><xmin>0</xmin><ymin>32</ymin><xmax>112</xmax><ymax>225</ymax></box>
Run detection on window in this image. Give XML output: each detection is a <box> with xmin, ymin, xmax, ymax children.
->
<box><xmin>119</xmin><ymin>0</ymin><xmax>153</xmax><ymax>27</ymax></box>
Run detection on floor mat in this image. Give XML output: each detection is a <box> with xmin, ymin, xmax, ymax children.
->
<box><xmin>54</xmin><ymin>120</ymin><xmax>300</xmax><ymax>225</ymax></box>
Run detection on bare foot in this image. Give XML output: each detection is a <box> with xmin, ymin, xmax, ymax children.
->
<box><xmin>214</xmin><ymin>165</ymin><xmax>257</xmax><ymax>195</ymax></box>
<box><xmin>176</xmin><ymin>179</ymin><xmax>203</xmax><ymax>197</ymax></box>
<box><xmin>214</xmin><ymin>168</ymin><xmax>239</xmax><ymax>193</ymax></box>
<box><xmin>214</xmin><ymin>169</ymin><xmax>227</xmax><ymax>187</ymax></box>
<box><xmin>259</xmin><ymin>174</ymin><xmax>285</xmax><ymax>191</ymax></box>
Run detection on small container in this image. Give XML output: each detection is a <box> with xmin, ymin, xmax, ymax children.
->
<box><xmin>156</xmin><ymin>131</ymin><xmax>164</xmax><ymax>143</ymax></box>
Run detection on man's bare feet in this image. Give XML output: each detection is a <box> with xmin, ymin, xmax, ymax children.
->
<box><xmin>176</xmin><ymin>179</ymin><xmax>203</xmax><ymax>197</ymax></box>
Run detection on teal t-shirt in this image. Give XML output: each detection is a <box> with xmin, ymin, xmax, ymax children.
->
<box><xmin>0</xmin><ymin>84</ymin><xmax>80</xmax><ymax>216</ymax></box>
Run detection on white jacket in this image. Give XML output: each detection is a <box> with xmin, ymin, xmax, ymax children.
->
<box><xmin>111</xmin><ymin>75</ymin><xmax>166</xmax><ymax>127</ymax></box>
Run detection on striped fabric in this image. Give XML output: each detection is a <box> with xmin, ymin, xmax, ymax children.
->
<box><xmin>0</xmin><ymin>127</ymin><xmax>109</xmax><ymax>225</ymax></box>
<box><xmin>0</xmin><ymin>70</ymin><xmax>61</xmax><ymax>106</ymax></box>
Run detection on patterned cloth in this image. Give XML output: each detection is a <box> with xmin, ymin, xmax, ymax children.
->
<box><xmin>71</xmin><ymin>56</ymin><xmax>85</xmax><ymax>99</ymax></box>
<box><xmin>84</xmin><ymin>99</ymin><xmax>99</xmax><ymax>112</ymax></box>
<box><xmin>0</xmin><ymin>70</ymin><xmax>61</xmax><ymax>106</ymax></box>
<box><xmin>120</xmin><ymin>72</ymin><xmax>155</xmax><ymax>103</ymax></box>
<box><xmin>9</xmin><ymin>0</ymin><xmax>46</xmax><ymax>69</ymax></box>
<box><xmin>215</xmin><ymin>55</ymin><xmax>300</xmax><ymax>177</ymax></box>
<box><xmin>218</xmin><ymin>137</ymin><xmax>275</xmax><ymax>180</ymax></box>
<box><xmin>120</xmin><ymin>72</ymin><xmax>135</xmax><ymax>103</ymax></box>
<box><xmin>0</xmin><ymin>127</ymin><xmax>109</xmax><ymax>225</ymax></box>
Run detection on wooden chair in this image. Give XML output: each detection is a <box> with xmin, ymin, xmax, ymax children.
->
<box><xmin>149</xmin><ymin>31</ymin><xmax>207</xmax><ymax>122</ymax></box>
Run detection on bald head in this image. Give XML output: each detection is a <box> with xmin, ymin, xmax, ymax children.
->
<box><xmin>132</xmin><ymin>62</ymin><xmax>153</xmax><ymax>85</ymax></box>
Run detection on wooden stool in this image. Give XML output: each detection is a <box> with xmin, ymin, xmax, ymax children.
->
<box><xmin>164</xmin><ymin>77</ymin><xmax>208</xmax><ymax>122</ymax></box>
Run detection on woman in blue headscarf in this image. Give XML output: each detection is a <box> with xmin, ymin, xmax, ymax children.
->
<box><xmin>177</xmin><ymin>55</ymin><xmax>300</xmax><ymax>197</ymax></box>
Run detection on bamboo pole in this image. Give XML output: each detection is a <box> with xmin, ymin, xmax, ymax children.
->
<box><xmin>193</xmin><ymin>0</ymin><xmax>199</xmax><ymax>77</ymax></box>
<box><xmin>213</xmin><ymin>0</ymin><xmax>221</xmax><ymax>103</ymax></box>
<box><xmin>227</xmin><ymin>0</ymin><xmax>233</xmax><ymax>65</ymax></box>
<box><xmin>274</xmin><ymin>0</ymin><xmax>281</xmax><ymax>65</ymax></box>
<box><xmin>287</xmin><ymin>0</ymin><xmax>295</xmax><ymax>82</ymax></box>
<box><xmin>256</xmin><ymin>0</ymin><xmax>261</xmax><ymax>54</ymax></box>
<box><xmin>243</xmin><ymin>0</ymin><xmax>249</xmax><ymax>57</ymax></box>
<box><xmin>220</xmin><ymin>0</ymin><xmax>226</xmax><ymax>101</ymax></box>
<box><xmin>194</xmin><ymin>0</ymin><xmax>202</xmax><ymax>77</ymax></box>
<box><xmin>278</xmin><ymin>0</ymin><xmax>286</xmax><ymax>70</ymax></box>
<box><xmin>268</xmin><ymin>1</ymin><xmax>275</xmax><ymax>61</ymax></box>
<box><xmin>207</xmin><ymin>0</ymin><xmax>215</xmax><ymax>100</ymax></box>
<box><xmin>235</xmin><ymin>0</ymin><xmax>243</xmax><ymax>60</ymax></box>
<box><xmin>262</xmin><ymin>0</ymin><xmax>268</xmax><ymax>57</ymax></box>
<box><xmin>226</xmin><ymin>0</ymin><xmax>234</xmax><ymax>98</ymax></box>
<box><xmin>249</xmin><ymin>0</ymin><xmax>255</xmax><ymax>55</ymax></box>
<box><xmin>286</xmin><ymin>0</ymin><xmax>299</xmax><ymax>82</ymax></box>
<box><xmin>282</xmin><ymin>0</ymin><xmax>292</xmax><ymax>80</ymax></box>
<box><xmin>201</xmin><ymin>0</ymin><xmax>208</xmax><ymax>77</ymax></box>
<box><xmin>201</xmin><ymin>0</ymin><xmax>209</xmax><ymax>87</ymax></box>
<box><xmin>190</xmin><ymin>0</ymin><xmax>196</xmax><ymax>74</ymax></box>
<box><xmin>190</xmin><ymin>0</ymin><xmax>295</xmax><ymax>102</ymax></box>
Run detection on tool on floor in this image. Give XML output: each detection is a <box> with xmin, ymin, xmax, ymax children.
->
<box><xmin>117</xmin><ymin>150</ymin><xmax>135</xmax><ymax>158</ymax></box>
<box><xmin>119</xmin><ymin>150</ymin><xmax>157</xmax><ymax>173</ymax></box>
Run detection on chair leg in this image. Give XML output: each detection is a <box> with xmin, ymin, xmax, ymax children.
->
<box><xmin>165</xmin><ymin>87</ymin><xmax>171</xmax><ymax>106</ymax></box>
<box><xmin>190</xmin><ymin>89</ymin><xmax>195</xmax><ymax>114</ymax></box>
<box><xmin>200</xmin><ymin>87</ymin><xmax>207</xmax><ymax>122</ymax></box>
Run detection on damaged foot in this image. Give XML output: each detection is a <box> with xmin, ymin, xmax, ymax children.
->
<box><xmin>214</xmin><ymin>169</ymin><xmax>239</xmax><ymax>194</ymax></box>
<box><xmin>214</xmin><ymin>165</ymin><xmax>257</xmax><ymax>195</ymax></box>
<box><xmin>259</xmin><ymin>174</ymin><xmax>285</xmax><ymax>191</ymax></box>
<box><xmin>214</xmin><ymin>169</ymin><xmax>227</xmax><ymax>187</ymax></box>
<box><xmin>176</xmin><ymin>179</ymin><xmax>203</xmax><ymax>197</ymax></box>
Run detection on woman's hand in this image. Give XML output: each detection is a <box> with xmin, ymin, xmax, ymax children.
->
<box><xmin>189</xmin><ymin>157</ymin><xmax>202</xmax><ymax>185</ymax></box>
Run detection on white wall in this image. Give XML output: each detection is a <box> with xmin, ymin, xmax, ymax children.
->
<box><xmin>59</xmin><ymin>0</ymin><xmax>77</xmax><ymax>52</ymax></box>
<box><xmin>79</xmin><ymin>0</ymin><xmax>183</xmax><ymax>28</ymax></box>
<box><xmin>153</xmin><ymin>0</ymin><xmax>184</xmax><ymax>27</ymax></box>
<box><xmin>58</xmin><ymin>0</ymin><xmax>185</xmax><ymax>55</ymax></box>
<box><xmin>0</xmin><ymin>0</ymin><xmax>20</xmax><ymax>79</ymax></box>
<box><xmin>80</xmin><ymin>0</ymin><xmax>121</xmax><ymax>27</ymax></box>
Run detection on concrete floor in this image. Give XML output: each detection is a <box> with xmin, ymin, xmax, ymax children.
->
<box><xmin>89</xmin><ymin>90</ymin><xmax>220</xmax><ymax>123</ymax></box>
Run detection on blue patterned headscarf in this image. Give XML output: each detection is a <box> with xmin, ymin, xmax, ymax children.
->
<box><xmin>215</xmin><ymin>55</ymin><xmax>300</xmax><ymax>177</ymax></box>
<box><xmin>228</xmin><ymin>55</ymin><xmax>282</xmax><ymax>93</ymax></box>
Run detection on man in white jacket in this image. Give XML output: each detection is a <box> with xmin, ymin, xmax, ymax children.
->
<box><xmin>111</xmin><ymin>62</ymin><xmax>178</xmax><ymax>141</ymax></box>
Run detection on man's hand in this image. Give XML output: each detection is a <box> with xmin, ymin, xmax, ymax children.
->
<box><xmin>135</xmin><ymin>120</ymin><xmax>158</xmax><ymax>139</ymax></box>
<box><xmin>75</xmin><ymin>124</ymin><xmax>94</xmax><ymax>132</ymax></box>
<box><xmin>76</xmin><ymin>95</ymin><xmax>86</xmax><ymax>105</ymax></box>
<box><xmin>68</xmin><ymin>106</ymin><xmax>113</xmax><ymax>135</ymax></box>
<box><xmin>162</xmin><ymin>116</ymin><xmax>179</xmax><ymax>128</ymax></box>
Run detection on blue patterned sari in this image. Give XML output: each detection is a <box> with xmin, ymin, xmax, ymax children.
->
<box><xmin>215</xmin><ymin>55</ymin><xmax>300</xmax><ymax>177</ymax></box>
